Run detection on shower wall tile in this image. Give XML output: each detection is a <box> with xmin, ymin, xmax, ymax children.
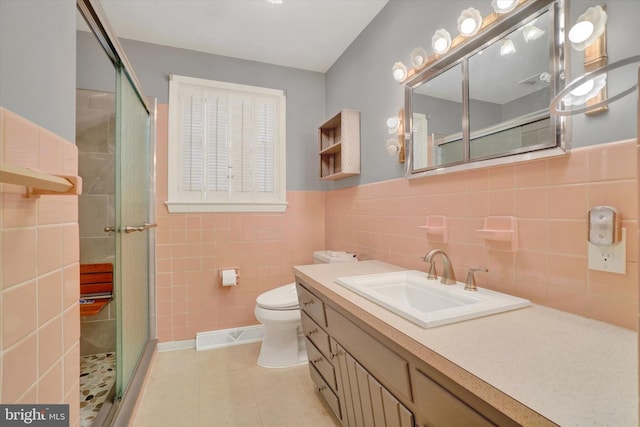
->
<box><xmin>0</xmin><ymin>108</ymin><xmax>80</xmax><ymax>426</ymax></box>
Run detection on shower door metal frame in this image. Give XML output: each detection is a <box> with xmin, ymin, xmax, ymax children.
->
<box><xmin>77</xmin><ymin>0</ymin><xmax>157</xmax><ymax>425</ymax></box>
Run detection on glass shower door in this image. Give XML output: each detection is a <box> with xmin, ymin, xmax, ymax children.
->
<box><xmin>114</xmin><ymin>65</ymin><xmax>151</xmax><ymax>398</ymax></box>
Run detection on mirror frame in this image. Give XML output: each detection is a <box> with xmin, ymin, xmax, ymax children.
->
<box><xmin>404</xmin><ymin>0</ymin><xmax>569</xmax><ymax>178</ymax></box>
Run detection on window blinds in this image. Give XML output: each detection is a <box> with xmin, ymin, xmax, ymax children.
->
<box><xmin>179</xmin><ymin>90</ymin><xmax>278</xmax><ymax>199</ymax></box>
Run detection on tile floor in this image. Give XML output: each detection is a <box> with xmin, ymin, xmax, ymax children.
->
<box><xmin>132</xmin><ymin>342</ymin><xmax>341</xmax><ymax>426</ymax></box>
<box><xmin>80</xmin><ymin>353</ymin><xmax>116</xmax><ymax>427</ymax></box>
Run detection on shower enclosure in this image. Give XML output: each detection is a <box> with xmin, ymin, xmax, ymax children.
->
<box><xmin>77</xmin><ymin>0</ymin><xmax>157</xmax><ymax>424</ymax></box>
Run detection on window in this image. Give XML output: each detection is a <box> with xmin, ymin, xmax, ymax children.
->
<box><xmin>166</xmin><ymin>75</ymin><xmax>286</xmax><ymax>212</ymax></box>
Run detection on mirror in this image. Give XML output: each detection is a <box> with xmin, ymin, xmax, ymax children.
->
<box><xmin>407</xmin><ymin>0</ymin><xmax>566</xmax><ymax>176</ymax></box>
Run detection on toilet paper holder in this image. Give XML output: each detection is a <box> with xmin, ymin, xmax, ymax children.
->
<box><xmin>220</xmin><ymin>268</ymin><xmax>239</xmax><ymax>286</ymax></box>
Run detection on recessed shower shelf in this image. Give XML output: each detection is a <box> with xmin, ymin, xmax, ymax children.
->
<box><xmin>419</xmin><ymin>215</ymin><xmax>448</xmax><ymax>242</ymax></box>
<box><xmin>477</xmin><ymin>216</ymin><xmax>518</xmax><ymax>252</ymax></box>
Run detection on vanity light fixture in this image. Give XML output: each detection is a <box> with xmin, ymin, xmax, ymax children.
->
<box><xmin>500</xmin><ymin>38</ymin><xmax>516</xmax><ymax>56</ymax></box>
<box><xmin>561</xmin><ymin>74</ymin><xmax>607</xmax><ymax>106</ymax></box>
<box><xmin>432</xmin><ymin>29</ymin><xmax>452</xmax><ymax>55</ymax></box>
<box><xmin>522</xmin><ymin>23</ymin><xmax>545</xmax><ymax>42</ymax></box>
<box><xmin>267</xmin><ymin>0</ymin><xmax>283</xmax><ymax>4</ymax></box>
<box><xmin>457</xmin><ymin>8</ymin><xmax>483</xmax><ymax>37</ymax></box>
<box><xmin>491</xmin><ymin>0</ymin><xmax>518</xmax><ymax>14</ymax></box>
<box><xmin>411</xmin><ymin>47</ymin><xmax>429</xmax><ymax>69</ymax></box>
<box><xmin>392</xmin><ymin>62</ymin><xmax>408</xmax><ymax>82</ymax></box>
<box><xmin>550</xmin><ymin>55</ymin><xmax>640</xmax><ymax>116</ymax></box>
<box><xmin>568</xmin><ymin>5</ymin><xmax>607</xmax><ymax>51</ymax></box>
<box><xmin>385</xmin><ymin>138</ymin><xmax>402</xmax><ymax>156</ymax></box>
<box><xmin>386</xmin><ymin>116</ymin><xmax>400</xmax><ymax>134</ymax></box>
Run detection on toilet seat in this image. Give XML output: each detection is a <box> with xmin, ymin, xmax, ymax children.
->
<box><xmin>256</xmin><ymin>283</ymin><xmax>299</xmax><ymax>310</ymax></box>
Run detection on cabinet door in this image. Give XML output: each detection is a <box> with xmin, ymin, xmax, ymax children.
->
<box><xmin>335</xmin><ymin>342</ymin><xmax>413</xmax><ymax>427</ymax></box>
<box><xmin>413</xmin><ymin>368</ymin><xmax>495</xmax><ymax>427</ymax></box>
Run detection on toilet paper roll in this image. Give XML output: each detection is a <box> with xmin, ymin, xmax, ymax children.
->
<box><xmin>221</xmin><ymin>269</ymin><xmax>237</xmax><ymax>286</ymax></box>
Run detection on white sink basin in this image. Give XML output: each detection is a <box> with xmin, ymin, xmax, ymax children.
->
<box><xmin>335</xmin><ymin>270</ymin><xmax>530</xmax><ymax>328</ymax></box>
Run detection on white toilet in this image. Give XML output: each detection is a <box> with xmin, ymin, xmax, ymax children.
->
<box><xmin>254</xmin><ymin>250</ymin><xmax>357</xmax><ymax>368</ymax></box>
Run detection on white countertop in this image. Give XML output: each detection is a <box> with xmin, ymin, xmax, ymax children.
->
<box><xmin>294</xmin><ymin>260</ymin><xmax>638</xmax><ymax>427</ymax></box>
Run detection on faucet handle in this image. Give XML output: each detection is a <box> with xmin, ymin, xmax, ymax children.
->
<box><xmin>465</xmin><ymin>267</ymin><xmax>488</xmax><ymax>291</ymax></box>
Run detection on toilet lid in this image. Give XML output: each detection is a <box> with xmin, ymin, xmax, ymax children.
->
<box><xmin>256</xmin><ymin>283</ymin><xmax>299</xmax><ymax>309</ymax></box>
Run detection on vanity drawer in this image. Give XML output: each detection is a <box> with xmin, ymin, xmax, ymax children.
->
<box><xmin>413</xmin><ymin>368</ymin><xmax>494</xmax><ymax>427</ymax></box>
<box><xmin>306</xmin><ymin>337</ymin><xmax>337</xmax><ymax>391</ymax></box>
<box><xmin>309</xmin><ymin>363</ymin><xmax>341</xmax><ymax>421</ymax></box>
<box><xmin>326</xmin><ymin>305</ymin><xmax>412</xmax><ymax>402</ymax></box>
<box><xmin>297</xmin><ymin>284</ymin><xmax>327</xmax><ymax>327</ymax></box>
<box><xmin>301</xmin><ymin>310</ymin><xmax>331</xmax><ymax>358</ymax></box>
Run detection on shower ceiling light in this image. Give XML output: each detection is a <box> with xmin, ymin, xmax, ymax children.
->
<box><xmin>492</xmin><ymin>0</ymin><xmax>518</xmax><ymax>14</ymax></box>
<box><xmin>457</xmin><ymin>8</ymin><xmax>482</xmax><ymax>37</ymax></box>
<box><xmin>432</xmin><ymin>29</ymin><xmax>452</xmax><ymax>55</ymax></box>
<box><xmin>392</xmin><ymin>62</ymin><xmax>408</xmax><ymax>82</ymax></box>
<box><xmin>568</xmin><ymin>5</ymin><xmax>607</xmax><ymax>51</ymax></box>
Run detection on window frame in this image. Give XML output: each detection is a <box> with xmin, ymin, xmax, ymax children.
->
<box><xmin>166</xmin><ymin>74</ymin><xmax>287</xmax><ymax>213</ymax></box>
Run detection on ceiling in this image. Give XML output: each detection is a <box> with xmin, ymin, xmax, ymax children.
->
<box><xmin>86</xmin><ymin>0</ymin><xmax>389</xmax><ymax>73</ymax></box>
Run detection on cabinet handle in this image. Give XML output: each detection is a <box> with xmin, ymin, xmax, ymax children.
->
<box><xmin>317</xmin><ymin>385</ymin><xmax>326</xmax><ymax>392</ymax></box>
<box><xmin>311</xmin><ymin>358</ymin><xmax>322</xmax><ymax>365</ymax></box>
<box><xmin>302</xmin><ymin>300</ymin><xmax>314</xmax><ymax>306</ymax></box>
<box><xmin>307</xmin><ymin>329</ymin><xmax>318</xmax><ymax>336</ymax></box>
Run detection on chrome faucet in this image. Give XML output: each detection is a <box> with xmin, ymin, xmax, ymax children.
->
<box><xmin>422</xmin><ymin>249</ymin><xmax>457</xmax><ymax>285</ymax></box>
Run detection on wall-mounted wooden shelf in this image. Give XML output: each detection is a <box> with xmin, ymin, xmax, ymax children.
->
<box><xmin>0</xmin><ymin>163</ymin><xmax>82</xmax><ymax>197</ymax></box>
<box><xmin>419</xmin><ymin>215</ymin><xmax>448</xmax><ymax>242</ymax></box>
<box><xmin>319</xmin><ymin>109</ymin><xmax>360</xmax><ymax>180</ymax></box>
<box><xmin>477</xmin><ymin>216</ymin><xmax>518</xmax><ymax>252</ymax></box>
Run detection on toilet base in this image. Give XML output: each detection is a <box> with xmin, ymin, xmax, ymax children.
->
<box><xmin>257</xmin><ymin>323</ymin><xmax>308</xmax><ymax>368</ymax></box>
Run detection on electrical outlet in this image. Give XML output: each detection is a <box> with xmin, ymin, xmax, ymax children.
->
<box><xmin>588</xmin><ymin>228</ymin><xmax>626</xmax><ymax>274</ymax></box>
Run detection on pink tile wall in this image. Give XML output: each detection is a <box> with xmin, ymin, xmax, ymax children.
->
<box><xmin>0</xmin><ymin>108</ymin><xmax>80</xmax><ymax>426</ymax></box>
<box><xmin>154</xmin><ymin>105</ymin><xmax>325</xmax><ymax>342</ymax></box>
<box><xmin>326</xmin><ymin>139</ymin><xmax>638</xmax><ymax>330</ymax></box>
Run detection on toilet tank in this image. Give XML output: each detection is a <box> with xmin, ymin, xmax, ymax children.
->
<box><xmin>313</xmin><ymin>250</ymin><xmax>358</xmax><ymax>264</ymax></box>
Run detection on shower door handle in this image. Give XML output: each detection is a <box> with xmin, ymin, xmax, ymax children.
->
<box><xmin>104</xmin><ymin>226</ymin><xmax>116</xmax><ymax>233</ymax></box>
<box><xmin>124</xmin><ymin>223</ymin><xmax>158</xmax><ymax>234</ymax></box>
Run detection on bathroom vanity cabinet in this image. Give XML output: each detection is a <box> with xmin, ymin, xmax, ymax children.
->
<box><xmin>296</xmin><ymin>281</ymin><xmax>516</xmax><ymax>427</ymax></box>
<box><xmin>294</xmin><ymin>260</ymin><xmax>637</xmax><ymax>427</ymax></box>
<box><xmin>318</xmin><ymin>109</ymin><xmax>360</xmax><ymax>180</ymax></box>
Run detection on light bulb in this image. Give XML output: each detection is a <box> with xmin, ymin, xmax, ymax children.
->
<box><xmin>392</xmin><ymin>62</ymin><xmax>407</xmax><ymax>82</ymax></box>
<box><xmin>570</xmin><ymin>79</ymin><xmax>595</xmax><ymax>97</ymax></box>
<box><xmin>522</xmin><ymin>24</ymin><xmax>545</xmax><ymax>42</ymax></box>
<box><xmin>492</xmin><ymin>0</ymin><xmax>518</xmax><ymax>14</ymax></box>
<box><xmin>500</xmin><ymin>39</ymin><xmax>516</xmax><ymax>56</ymax></box>
<box><xmin>457</xmin><ymin>8</ymin><xmax>482</xmax><ymax>37</ymax></box>
<box><xmin>432</xmin><ymin>29</ymin><xmax>452</xmax><ymax>54</ymax></box>
<box><xmin>386</xmin><ymin>116</ymin><xmax>400</xmax><ymax>134</ymax></box>
<box><xmin>568</xmin><ymin>5</ymin><xmax>607</xmax><ymax>51</ymax></box>
<box><xmin>461</xmin><ymin>18</ymin><xmax>477</xmax><ymax>34</ymax></box>
<box><xmin>411</xmin><ymin>47</ymin><xmax>428</xmax><ymax>68</ymax></box>
<box><xmin>386</xmin><ymin>139</ymin><xmax>400</xmax><ymax>155</ymax></box>
<box><xmin>569</xmin><ymin>21</ymin><xmax>594</xmax><ymax>44</ymax></box>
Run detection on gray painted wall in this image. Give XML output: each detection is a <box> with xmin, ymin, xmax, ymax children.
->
<box><xmin>326</xmin><ymin>0</ymin><xmax>640</xmax><ymax>188</ymax></box>
<box><xmin>0</xmin><ymin>0</ymin><xmax>76</xmax><ymax>142</ymax></box>
<box><xmin>76</xmin><ymin>31</ymin><xmax>326</xmax><ymax>191</ymax></box>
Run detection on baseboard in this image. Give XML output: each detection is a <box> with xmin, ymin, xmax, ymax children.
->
<box><xmin>157</xmin><ymin>339</ymin><xmax>196</xmax><ymax>352</ymax></box>
<box><xmin>196</xmin><ymin>325</ymin><xmax>264</xmax><ymax>351</ymax></box>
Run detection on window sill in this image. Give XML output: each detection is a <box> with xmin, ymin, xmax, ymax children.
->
<box><xmin>165</xmin><ymin>201</ymin><xmax>288</xmax><ymax>213</ymax></box>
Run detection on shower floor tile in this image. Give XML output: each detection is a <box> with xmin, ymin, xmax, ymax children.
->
<box><xmin>80</xmin><ymin>352</ymin><xmax>116</xmax><ymax>427</ymax></box>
